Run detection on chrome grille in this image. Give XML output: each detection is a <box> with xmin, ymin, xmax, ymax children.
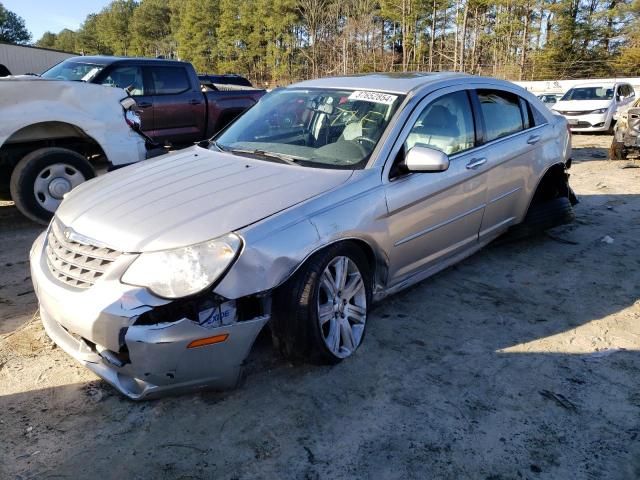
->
<box><xmin>45</xmin><ymin>221</ymin><xmax>120</xmax><ymax>288</ymax></box>
<box><xmin>557</xmin><ymin>110</ymin><xmax>589</xmax><ymax>116</ymax></box>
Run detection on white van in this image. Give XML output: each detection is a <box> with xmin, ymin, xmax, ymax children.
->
<box><xmin>552</xmin><ymin>82</ymin><xmax>636</xmax><ymax>133</ymax></box>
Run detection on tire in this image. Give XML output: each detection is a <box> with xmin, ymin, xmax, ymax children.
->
<box><xmin>609</xmin><ymin>139</ymin><xmax>627</xmax><ymax>160</ymax></box>
<box><xmin>271</xmin><ymin>242</ymin><xmax>372</xmax><ymax>364</ymax></box>
<box><xmin>508</xmin><ymin>196</ymin><xmax>575</xmax><ymax>240</ymax></box>
<box><xmin>9</xmin><ymin>147</ymin><xmax>95</xmax><ymax>225</ymax></box>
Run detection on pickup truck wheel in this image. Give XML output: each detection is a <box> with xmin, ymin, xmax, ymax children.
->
<box><xmin>271</xmin><ymin>243</ymin><xmax>372</xmax><ymax>364</ymax></box>
<box><xmin>10</xmin><ymin>147</ymin><xmax>95</xmax><ymax>225</ymax></box>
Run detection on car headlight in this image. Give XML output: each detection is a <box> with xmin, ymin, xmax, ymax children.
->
<box><xmin>121</xmin><ymin>233</ymin><xmax>242</xmax><ymax>298</ymax></box>
<box><xmin>591</xmin><ymin>108</ymin><xmax>607</xmax><ymax>114</ymax></box>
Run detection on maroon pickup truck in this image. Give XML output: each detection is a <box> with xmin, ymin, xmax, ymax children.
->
<box><xmin>41</xmin><ymin>56</ymin><xmax>265</xmax><ymax>145</ymax></box>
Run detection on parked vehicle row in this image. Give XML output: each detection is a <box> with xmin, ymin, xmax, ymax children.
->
<box><xmin>550</xmin><ymin>81</ymin><xmax>636</xmax><ymax>133</ymax></box>
<box><xmin>41</xmin><ymin>56</ymin><xmax>265</xmax><ymax>145</ymax></box>
<box><xmin>29</xmin><ymin>73</ymin><xmax>576</xmax><ymax>399</ymax></box>
<box><xmin>1</xmin><ymin>56</ymin><xmax>264</xmax><ymax>224</ymax></box>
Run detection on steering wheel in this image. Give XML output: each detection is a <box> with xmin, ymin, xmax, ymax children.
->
<box><xmin>354</xmin><ymin>136</ymin><xmax>376</xmax><ymax>147</ymax></box>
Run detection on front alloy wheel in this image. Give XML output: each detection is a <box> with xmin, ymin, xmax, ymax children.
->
<box><xmin>271</xmin><ymin>242</ymin><xmax>372</xmax><ymax>363</ymax></box>
<box><xmin>317</xmin><ymin>256</ymin><xmax>367</xmax><ymax>358</ymax></box>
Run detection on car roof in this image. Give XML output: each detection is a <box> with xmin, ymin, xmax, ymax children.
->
<box><xmin>64</xmin><ymin>56</ymin><xmax>189</xmax><ymax>67</ymax></box>
<box><xmin>290</xmin><ymin>72</ymin><xmax>472</xmax><ymax>95</ymax></box>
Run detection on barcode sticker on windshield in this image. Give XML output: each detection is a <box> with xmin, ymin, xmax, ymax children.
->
<box><xmin>348</xmin><ymin>91</ymin><xmax>398</xmax><ymax>105</ymax></box>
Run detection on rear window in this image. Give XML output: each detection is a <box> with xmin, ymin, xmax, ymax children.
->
<box><xmin>477</xmin><ymin>89</ymin><xmax>524</xmax><ymax>141</ymax></box>
<box><xmin>150</xmin><ymin>67</ymin><xmax>191</xmax><ymax>95</ymax></box>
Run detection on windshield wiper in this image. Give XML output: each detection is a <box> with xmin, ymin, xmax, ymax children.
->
<box><xmin>224</xmin><ymin>147</ymin><xmax>303</xmax><ymax>166</ymax></box>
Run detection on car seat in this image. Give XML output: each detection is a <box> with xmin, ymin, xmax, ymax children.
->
<box><xmin>406</xmin><ymin>105</ymin><xmax>460</xmax><ymax>154</ymax></box>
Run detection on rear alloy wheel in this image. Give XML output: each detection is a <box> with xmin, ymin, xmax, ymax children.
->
<box><xmin>10</xmin><ymin>147</ymin><xmax>95</xmax><ymax>224</ymax></box>
<box><xmin>271</xmin><ymin>243</ymin><xmax>372</xmax><ymax>364</ymax></box>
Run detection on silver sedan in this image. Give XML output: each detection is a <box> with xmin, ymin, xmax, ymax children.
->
<box><xmin>30</xmin><ymin>73</ymin><xmax>575</xmax><ymax>399</ymax></box>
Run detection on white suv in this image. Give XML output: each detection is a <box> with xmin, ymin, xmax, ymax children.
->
<box><xmin>553</xmin><ymin>82</ymin><xmax>636</xmax><ymax>133</ymax></box>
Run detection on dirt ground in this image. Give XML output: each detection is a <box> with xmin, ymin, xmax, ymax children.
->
<box><xmin>1</xmin><ymin>134</ymin><xmax>639</xmax><ymax>480</ymax></box>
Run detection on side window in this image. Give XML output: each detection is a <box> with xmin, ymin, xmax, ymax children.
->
<box><xmin>529</xmin><ymin>102</ymin><xmax>548</xmax><ymax>126</ymax></box>
<box><xmin>404</xmin><ymin>91</ymin><xmax>475</xmax><ymax>156</ymax></box>
<box><xmin>101</xmin><ymin>66</ymin><xmax>144</xmax><ymax>95</ymax></box>
<box><xmin>150</xmin><ymin>67</ymin><xmax>191</xmax><ymax>95</ymax></box>
<box><xmin>519</xmin><ymin>98</ymin><xmax>531</xmax><ymax>129</ymax></box>
<box><xmin>477</xmin><ymin>89</ymin><xmax>524</xmax><ymax>141</ymax></box>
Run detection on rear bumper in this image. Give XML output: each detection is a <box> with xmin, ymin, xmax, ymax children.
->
<box><xmin>30</xmin><ymin>230</ymin><xmax>269</xmax><ymax>400</ymax></box>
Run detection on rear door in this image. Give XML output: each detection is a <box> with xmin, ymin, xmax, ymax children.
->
<box><xmin>384</xmin><ymin>87</ymin><xmax>488</xmax><ymax>285</ymax></box>
<box><xmin>474</xmin><ymin>88</ymin><xmax>549</xmax><ymax>239</ymax></box>
<box><xmin>148</xmin><ymin>65</ymin><xmax>205</xmax><ymax>144</ymax></box>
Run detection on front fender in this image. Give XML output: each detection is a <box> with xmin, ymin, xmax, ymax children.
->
<box><xmin>213</xmin><ymin>171</ymin><xmax>389</xmax><ymax>299</ymax></box>
<box><xmin>213</xmin><ymin>218</ymin><xmax>321</xmax><ymax>299</ymax></box>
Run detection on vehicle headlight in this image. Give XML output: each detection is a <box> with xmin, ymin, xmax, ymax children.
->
<box><xmin>591</xmin><ymin>108</ymin><xmax>608</xmax><ymax>114</ymax></box>
<box><xmin>121</xmin><ymin>233</ymin><xmax>242</xmax><ymax>298</ymax></box>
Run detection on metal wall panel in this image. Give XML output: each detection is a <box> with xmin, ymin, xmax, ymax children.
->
<box><xmin>0</xmin><ymin>43</ymin><xmax>75</xmax><ymax>75</ymax></box>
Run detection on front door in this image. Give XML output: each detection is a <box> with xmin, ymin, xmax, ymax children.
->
<box><xmin>384</xmin><ymin>88</ymin><xmax>488</xmax><ymax>286</ymax></box>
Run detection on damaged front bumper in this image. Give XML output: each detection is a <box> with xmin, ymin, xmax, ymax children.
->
<box><xmin>30</xmin><ymin>231</ymin><xmax>269</xmax><ymax>400</ymax></box>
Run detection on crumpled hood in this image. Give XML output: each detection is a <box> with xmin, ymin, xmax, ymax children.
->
<box><xmin>56</xmin><ymin>146</ymin><xmax>352</xmax><ymax>252</ymax></box>
<box><xmin>553</xmin><ymin>99</ymin><xmax>612</xmax><ymax>113</ymax></box>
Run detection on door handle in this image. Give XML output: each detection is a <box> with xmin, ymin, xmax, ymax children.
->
<box><xmin>137</xmin><ymin>101</ymin><xmax>152</xmax><ymax>108</ymax></box>
<box><xmin>466</xmin><ymin>157</ymin><xmax>487</xmax><ymax>169</ymax></box>
<box><xmin>527</xmin><ymin>135</ymin><xmax>541</xmax><ymax>145</ymax></box>
<box><xmin>189</xmin><ymin>99</ymin><xmax>202</xmax><ymax>105</ymax></box>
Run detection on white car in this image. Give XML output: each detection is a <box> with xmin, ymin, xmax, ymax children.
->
<box><xmin>537</xmin><ymin>93</ymin><xmax>563</xmax><ymax>108</ymax></box>
<box><xmin>552</xmin><ymin>82</ymin><xmax>636</xmax><ymax>133</ymax></box>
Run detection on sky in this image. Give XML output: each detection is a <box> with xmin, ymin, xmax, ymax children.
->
<box><xmin>3</xmin><ymin>0</ymin><xmax>111</xmax><ymax>42</ymax></box>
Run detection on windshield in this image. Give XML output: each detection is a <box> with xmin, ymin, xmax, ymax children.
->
<box><xmin>41</xmin><ymin>60</ymin><xmax>105</xmax><ymax>81</ymax></box>
<box><xmin>213</xmin><ymin>88</ymin><xmax>404</xmax><ymax>169</ymax></box>
<box><xmin>561</xmin><ymin>86</ymin><xmax>614</xmax><ymax>101</ymax></box>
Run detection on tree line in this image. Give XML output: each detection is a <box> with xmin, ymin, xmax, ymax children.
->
<box><xmin>16</xmin><ymin>0</ymin><xmax>640</xmax><ymax>85</ymax></box>
<box><xmin>0</xmin><ymin>2</ymin><xmax>30</xmax><ymax>44</ymax></box>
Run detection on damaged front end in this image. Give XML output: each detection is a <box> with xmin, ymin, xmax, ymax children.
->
<box><xmin>616</xmin><ymin>107</ymin><xmax>640</xmax><ymax>158</ymax></box>
<box><xmin>31</xmin><ymin>227</ymin><xmax>270</xmax><ymax>400</ymax></box>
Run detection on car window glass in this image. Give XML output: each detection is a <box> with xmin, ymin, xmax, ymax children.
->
<box><xmin>100</xmin><ymin>66</ymin><xmax>144</xmax><ymax>95</ymax></box>
<box><xmin>530</xmin><ymin>102</ymin><xmax>548</xmax><ymax>126</ymax></box>
<box><xmin>477</xmin><ymin>89</ymin><xmax>524</xmax><ymax>141</ymax></box>
<box><xmin>41</xmin><ymin>61</ymin><xmax>105</xmax><ymax>81</ymax></box>
<box><xmin>150</xmin><ymin>67</ymin><xmax>190</xmax><ymax>95</ymax></box>
<box><xmin>214</xmin><ymin>88</ymin><xmax>404</xmax><ymax>169</ymax></box>
<box><xmin>520</xmin><ymin>99</ymin><xmax>531</xmax><ymax>129</ymax></box>
<box><xmin>404</xmin><ymin>91</ymin><xmax>474</xmax><ymax>155</ymax></box>
<box><xmin>561</xmin><ymin>86</ymin><xmax>614</xmax><ymax>101</ymax></box>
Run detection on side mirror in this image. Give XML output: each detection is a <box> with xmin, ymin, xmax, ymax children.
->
<box><xmin>404</xmin><ymin>145</ymin><xmax>450</xmax><ymax>172</ymax></box>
